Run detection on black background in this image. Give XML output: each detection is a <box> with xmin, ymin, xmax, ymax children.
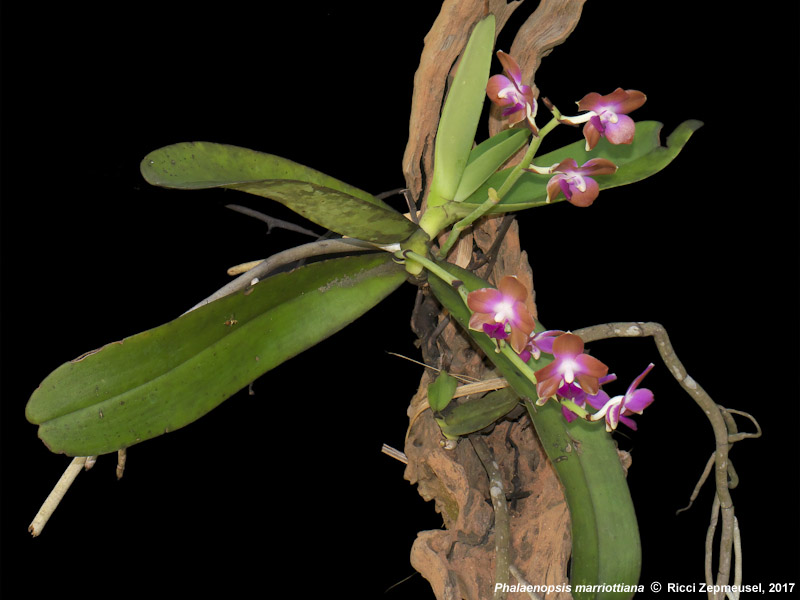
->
<box><xmin>2</xmin><ymin>1</ymin><xmax>798</xmax><ymax>597</ymax></box>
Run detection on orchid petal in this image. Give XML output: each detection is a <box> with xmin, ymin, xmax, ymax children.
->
<box><xmin>497</xmin><ymin>276</ymin><xmax>529</xmax><ymax>303</ymax></box>
<box><xmin>496</xmin><ymin>51</ymin><xmax>523</xmax><ymax>86</ymax></box>
<box><xmin>566</xmin><ymin>177</ymin><xmax>600</xmax><ymax>207</ymax></box>
<box><xmin>467</xmin><ymin>288</ymin><xmax>503</xmax><ymax>313</ymax></box>
<box><xmin>552</xmin><ymin>333</ymin><xmax>585</xmax><ymax>358</ymax></box>
<box><xmin>580</xmin><ymin>158</ymin><xmax>618</xmax><ymax>176</ymax></box>
<box><xmin>602</xmin><ymin>114</ymin><xmax>637</xmax><ymax>145</ymax></box>
<box><xmin>624</xmin><ymin>388</ymin><xmax>654</xmax><ymax>413</ymax></box>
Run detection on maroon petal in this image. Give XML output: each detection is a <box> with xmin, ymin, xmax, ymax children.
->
<box><xmin>497</xmin><ymin>275</ymin><xmax>529</xmax><ymax>303</ymax></box>
<box><xmin>576</xmin><ymin>373</ymin><xmax>601</xmax><ymax>396</ymax></box>
<box><xmin>582</xmin><ymin>121</ymin><xmax>602</xmax><ymax>150</ymax></box>
<box><xmin>580</xmin><ymin>158</ymin><xmax>618</xmax><ymax>176</ymax></box>
<box><xmin>496</xmin><ymin>51</ymin><xmax>523</xmax><ymax>86</ymax></box>
<box><xmin>536</xmin><ymin>375</ymin><xmax>562</xmax><ymax>400</ymax></box>
<box><xmin>575</xmin><ymin>353</ymin><xmax>609</xmax><ymax>378</ymax></box>
<box><xmin>615</xmin><ymin>89</ymin><xmax>647</xmax><ymax>114</ymax></box>
<box><xmin>552</xmin><ymin>333</ymin><xmax>585</xmax><ymax>358</ymax></box>
<box><xmin>576</xmin><ymin>91</ymin><xmax>603</xmax><ymax>112</ymax></box>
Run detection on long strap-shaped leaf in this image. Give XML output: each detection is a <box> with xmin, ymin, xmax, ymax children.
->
<box><xmin>140</xmin><ymin>142</ymin><xmax>419</xmax><ymax>244</ymax></box>
<box><xmin>428</xmin><ymin>262</ymin><xmax>640</xmax><ymax>600</ymax></box>
<box><xmin>456</xmin><ymin>119</ymin><xmax>703</xmax><ymax>213</ymax></box>
<box><xmin>27</xmin><ymin>253</ymin><xmax>406</xmax><ymax>456</ymax></box>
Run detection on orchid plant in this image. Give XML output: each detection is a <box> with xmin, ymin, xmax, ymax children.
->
<box><xmin>25</xmin><ymin>8</ymin><xmax>732</xmax><ymax>600</ymax></box>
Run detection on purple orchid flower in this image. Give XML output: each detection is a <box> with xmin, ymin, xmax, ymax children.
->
<box><xmin>486</xmin><ymin>51</ymin><xmax>538</xmax><ymax>134</ymax></box>
<box><xmin>467</xmin><ymin>275</ymin><xmax>536</xmax><ymax>355</ymax></box>
<box><xmin>558</xmin><ymin>374</ymin><xmax>617</xmax><ymax>423</ymax></box>
<box><xmin>543</xmin><ymin>158</ymin><xmax>618</xmax><ymax>207</ymax></box>
<box><xmin>533</xmin><ymin>333</ymin><xmax>609</xmax><ymax>401</ymax></box>
<box><xmin>576</xmin><ymin>88</ymin><xmax>647</xmax><ymax>151</ymax></box>
<box><xmin>588</xmin><ymin>363</ymin><xmax>655</xmax><ymax>431</ymax></box>
<box><xmin>518</xmin><ymin>329</ymin><xmax>565</xmax><ymax>363</ymax></box>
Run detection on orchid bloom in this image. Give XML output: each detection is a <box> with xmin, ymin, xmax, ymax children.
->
<box><xmin>575</xmin><ymin>88</ymin><xmax>647</xmax><ymax>151</ymax></box>
<box><xmin>486</xmin><ymin>51</ymin><xmax>538</xmax><ymax>134</ymax></box>
<box><xmin>467</xmin><ymin>276</ymin><xmax>535</xmax><ymax>355</ymax></box>
<box><xmin>558</xmin><ymin>374</ymin><xmax>617</xmax><ymax>423</ymax></box>
<box><xmin>588</xmin><ymin>363</ymin><xmax>655</xmax><ymax>431</ymax></box>
<box><xmin>540</xmin><ymin>158</ymin><xmax>618</xmax><ymax>207</ymax></box>
<box><xmin>518</xmin><ymin>329</ymin><xmax>564</xmax><ymax>363</ymax></box>
<box><xmin>533</xmin><ymin>333</ymin><xmax>609</xmax><ymax>402</ymax></box>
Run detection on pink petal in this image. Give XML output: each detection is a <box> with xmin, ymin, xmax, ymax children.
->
<box><xmin>623</xmin><ymin>388</ymin><xmax>654</xmax><ymax>414</ymax></box>
<box><xmin>486</xmin><ymin>75</ymin><xmax>517</xmax><ymax>106</ymax></box>
<box><xmin>602</xmin><ymin>114</ymin><xmax>636</xmax><ymax>145</ymax></box>
<box><xmin>585</xmin><ymin>390</ymin><xmax>611</xmax><ymax>411</ymax></box>
<box><xmin>566</xmin><ymin>177</ymin><xmax>600</xmax><ymax>207</ymax></box>
<box><xmin>467</xmin><ymin>288</ymin><xmax>503</xmax><ymax>314</ymax></box>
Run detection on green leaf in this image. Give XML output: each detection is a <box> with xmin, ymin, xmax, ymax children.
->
<box><xmin>458</xmin><ymin>119</ymin><xmax>703</xmax><ymax>212</ymax></box>
<box><xmin>140</xmin><ymin>142</ymin><xmax>418</xmax><ymax>244</ymax></box>
<box><xmin>436</xmin><ymin>387</ymin><xmax>520</xmax><ymax>437</ymax></box>
<box><xmin>427</xmin><ymin>371</ymin><xmax>459</xmax><ymax>413</ymax></box>
<box><xmin>427</xmin><ymin>261</ymin><xmax>641</xmax><ymax>599</ymax></box>
<box><xmin>27</xmin><ymin>253</ymin><xmax>406</xmax><ymax>456</ymax></box>
<box><xmin>427</xmin><ymin>14</ymin><xmax>496</xmax><ymax>207</ymax></box>
<box><xmin>453</xmin><ymin>128</ymin><xmax>530</xmax><ymax>202</ymax></box>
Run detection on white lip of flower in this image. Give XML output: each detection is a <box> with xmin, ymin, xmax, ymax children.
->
<box><xmin>566</xmin><ymin>173</ymin><xmax>587</xmax><ymax>192</ymax></box>
<box><xmin>493</xmin><ymin>300</ymin><xmax>515</xmax><ymax>323</ymax></box>
<box><xmin>561</xmin><ymin>359</ymin><xmax>579</xmax><ymax>384</ymax></box>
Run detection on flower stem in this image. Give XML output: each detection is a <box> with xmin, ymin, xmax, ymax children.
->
<box><xmin>437</xmin><ymin>117</ymin><xmax>560</xmax><ymax>258</ymax></box>
<box><xmin>402</xmin><ymin>249</ymin><xmax>542</xmax><ymax>390</ymax></box>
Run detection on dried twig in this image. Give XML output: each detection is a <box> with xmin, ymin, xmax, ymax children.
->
<box><xmin>225</xmin><ymin>204</ymin><xmax>320</xmax><ymax>238</ymax></box>
<box><xmin>572</xmin><ymin>322</ymin><xmax>761</xmax><ymax>599</ymax></box>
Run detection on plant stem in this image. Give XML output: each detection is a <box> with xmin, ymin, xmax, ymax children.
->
<box><xmin>437</xmin><ymin>117</ymin><xmax>560</xmax><ymax>258</ymax></box>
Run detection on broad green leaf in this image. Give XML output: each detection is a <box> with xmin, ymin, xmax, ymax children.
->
<box><xmin>27</xmin><ymin>253</ymin><xmax>406</xmax><ymax>456</ymax></box>
<box><xmin>428</xmin><ymin>261</ymin><xmax>640</xmax><ymax>599</ymax></box>
<box><xmin>427</xmin><ymin>14</ymin><xmax>496</xmax><ymax>207</ymax></box>
<box><xmin>141</xmin><ymin>142</ymin><xmax>418</xmax><ymax>244</ymax></box>
<box><xmin>427</xmin><ymin>371</ymin><xmax>459</xmax><ymax>413</ymax></box>
<box><xmin>458</xmin><ymin>119</ymin><xmax>703</xmax><ymax>213</ymax></box>
<box><xmin>453</xmin><ymin>128</ymin><xmax>530</xmax><ymax>202</ymax></box>
<box><xmin>436</xmin><ymin>386</ymin><xmax>520</xmax><ymax>438</ymax></box>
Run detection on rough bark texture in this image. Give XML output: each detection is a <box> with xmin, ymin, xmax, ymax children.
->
<box><xmin>402</xmin><ymin>2</ymin><xmax>588</xmax><ymax>598</ymax></box>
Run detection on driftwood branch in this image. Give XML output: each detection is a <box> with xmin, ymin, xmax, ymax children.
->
<box><xmin>572</xmin><ymin>322</ymin><xmax>761</xmax><ymax>600</ymax></box>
